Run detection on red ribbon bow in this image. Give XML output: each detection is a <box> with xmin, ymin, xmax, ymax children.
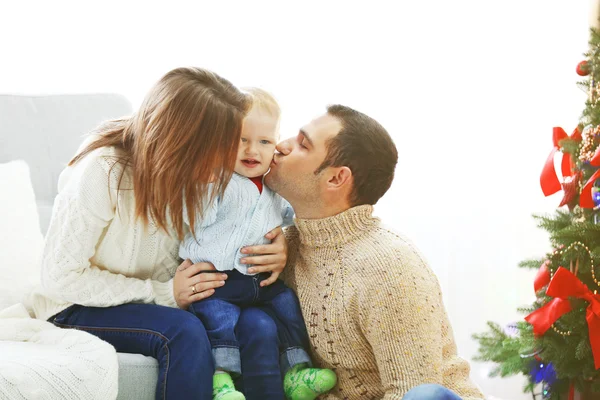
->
<box><xmin>533</xmin><ymin>260</ymin><xmax>551</xmax><ymax>293</ymax></box>
<box><xmin>540</xmin><ymin>127</ymin><xmax>581</xmax><ymax>197</ymax></box>
<box><xmin>525</xmin><ymin>267</ymin><xmax>600</xmax><ymax>369</ymax></box>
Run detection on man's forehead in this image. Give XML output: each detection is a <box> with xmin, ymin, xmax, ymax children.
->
<box><xmin>302</xmin><ymin>113</ymin><xmax>342</xmax><ymax>143</ymax></box>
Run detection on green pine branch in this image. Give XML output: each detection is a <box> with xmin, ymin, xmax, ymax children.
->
<box><xmin>518</xmin><ymin>258</ymin><xmax>546</xmax><ymax>270</ymax></box>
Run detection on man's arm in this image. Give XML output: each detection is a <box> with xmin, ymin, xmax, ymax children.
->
<box><xmin>278</xmin><ymin>227</ymin><xmax>299</xmax><ymax>289</ymax></box>
<box><xmin>359</xmin><ymin>267</ymin><xmax>445</xmax><ymax>400</ymax></box>
<box><xmin>358</xmin><ymin>241</ymin><xmax>484</xmax><ymax>400</ymax></box>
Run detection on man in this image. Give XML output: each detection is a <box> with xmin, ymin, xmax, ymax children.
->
<box><xmin>264</xmin><ymin>105</ymin><xmax>484</xmax><ymax>400</ymax></box>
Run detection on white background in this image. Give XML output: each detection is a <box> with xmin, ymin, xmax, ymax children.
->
<box><xmin>0</xmin><ymin>1</ymin><xmax>593</xmax><ymax>398</ymax></box>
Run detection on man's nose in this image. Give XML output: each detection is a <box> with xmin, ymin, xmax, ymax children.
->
<box><xmin>275</xmin><ymin>139</ymin><xmax>292</xmax><ymax>155</ymax></box>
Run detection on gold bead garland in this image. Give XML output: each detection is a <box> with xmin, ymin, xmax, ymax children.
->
<box><xmin>579</xmin><ymin>125</ymin><xmax>600</xmax><ymax>163</ymax></box>
<box><xmin>548</xmin><ymin>241</ymin><xmax>598</xmax><ymax>336</ymax></box>
<box><xmin>551</xmin><ymin>324</ymin><xmax>572</xmax><ymax>337</ymax></box>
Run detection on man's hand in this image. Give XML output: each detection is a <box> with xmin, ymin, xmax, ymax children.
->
<box><xmin>240</xmin><ymin>226</ymin><xmax>288</xmax><ymax>287</ymax></box>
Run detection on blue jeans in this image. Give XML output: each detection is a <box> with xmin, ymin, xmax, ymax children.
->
<box><xmin>403</xmin><ymin>384</ymin><xmax>463</xmax><ymax>400</ymax></box>
<box><xmin>189</xmin><ymin>270</ymin><xmax>311</xmax><ymax>376</ymax></box>
<box><xmin>50</xmin><ymin>303</ymin><xmax>283</xmax><ymax>400</ymax></box>
<box><xmin>235</xmin><ymin>307</ymin><xmax>285</xmax><ymax>400</ymax></box>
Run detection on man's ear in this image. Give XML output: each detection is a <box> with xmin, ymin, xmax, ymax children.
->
<box><xmin>327</xmin><ymin>166</ymin><xmax>352</xmax><ymax>189</ymax></box>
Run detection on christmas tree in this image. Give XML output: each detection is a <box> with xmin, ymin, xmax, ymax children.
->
<box><xmin>473</xmin><ymin>29</ymin><xmax>600</xmax><ymax>400</ymax></box>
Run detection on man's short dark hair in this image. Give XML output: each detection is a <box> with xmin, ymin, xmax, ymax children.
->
<box><xmin>316</xmin><ymin>104</ymin><xmax>398</xmax><ymax>206</ymax></box>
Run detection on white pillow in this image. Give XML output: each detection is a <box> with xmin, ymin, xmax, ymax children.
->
<box><xmin>0</xmin><ymin>160</ymin><xmax>45</xmax><ymax>311</ymax></box>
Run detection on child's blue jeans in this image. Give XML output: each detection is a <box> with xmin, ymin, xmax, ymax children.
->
<box><xmin>189</xmin><ymin>269</ymin><xmax>312</xmax><ymax>376</ymax></box>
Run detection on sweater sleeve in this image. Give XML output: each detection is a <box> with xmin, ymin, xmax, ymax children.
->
<box><xmin>41</xmin><ymin>151</ymin><xmax>177</xmax><ymax>309</ymax></box>
<box><xmin>359</xmin><ymin>252</ymin><xmax>445</xmax><ymax>399</ymax></box>
<box><xmin>359</xmin><ymin>245</ymin><xmax>484</xmax><ymax>400</ymax></box>
<box><xmin>279</xmin><ymin>227</ymin><xmax>299</xmax><ymax>289</ymax></box>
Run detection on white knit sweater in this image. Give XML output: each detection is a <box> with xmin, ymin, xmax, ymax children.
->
<box><xmin>31</xmin><ymin>146</ymin><xmax>180</xmax><ymax>322</ymax></box>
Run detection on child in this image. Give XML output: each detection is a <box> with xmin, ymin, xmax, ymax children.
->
<box><xmin>180</xmin><ymin>88</ymin><xmax>336</xmax><ymax>400</ymax></box>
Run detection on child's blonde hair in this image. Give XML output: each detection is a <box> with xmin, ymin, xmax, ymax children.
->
<box><xmin>242</xmin><ymin>87</ymin><xmax>281</xmax><ymax>120</ymax></box>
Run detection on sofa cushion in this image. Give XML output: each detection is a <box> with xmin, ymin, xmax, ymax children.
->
<box><xmin>0</xmin><ymin>94</ymin><xmax>132</xmax><ymax>234</ymax></box>
<box><xmin>0</xmin><ymin>160</ymin><xmax>44</xmax><ymax>311</ymax></box>
<box><xmin>117</xmin><ymin>353</ymin><xmax>158</xmax><ymax>400</ymax></box>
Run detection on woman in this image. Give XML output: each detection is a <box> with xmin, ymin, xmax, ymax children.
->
<box><xmin>30</xmin><ymin>67</ymin><xmax>287</xmax><ymax>400</ymax></box>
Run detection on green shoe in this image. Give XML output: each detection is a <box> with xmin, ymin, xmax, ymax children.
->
<box><xmin>284</xmin><ymin>364</ymin><xmax>337</xmax><ymax>400</ymax></box>
<box><xmin>213</xmin><ymin>372</ymin><xmax>245</xmax><ymax>400</ymax></box>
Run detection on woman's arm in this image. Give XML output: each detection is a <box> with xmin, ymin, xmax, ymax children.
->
<box><xmin>41</xmin><ymin>153</ymin><xmax>194</xmax><ymax>308</ymax></box>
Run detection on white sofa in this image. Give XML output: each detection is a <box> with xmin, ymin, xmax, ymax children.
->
<box><xmin>0</xmin><ymin>94</ymin><xmax>158</xmax><ymax>400</ymax></box>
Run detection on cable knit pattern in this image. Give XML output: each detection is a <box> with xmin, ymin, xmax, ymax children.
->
<box><xmin>0</xmin><ymin>303</ymin><xmax>118</xmax><ymax>400</ymax></box>
<box><xmin>31</xmin><ymin>146</ymin><xmax>181</xmax><ymax>322</ymax></box>
<box><xmin>179</xmin><ymin>173</ymin><xmax>294</xmax><ymax>274</ymax></box>
<box><xmin>282</xmin><ymin>205</ymin><xmax>484</xmax><ymax>400</ymax></box>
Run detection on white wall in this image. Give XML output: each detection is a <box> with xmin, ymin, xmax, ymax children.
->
<box><xmin>1</xmin><ymin>1</ymin><xmax>592</xmax><ymax>398</ymax></box>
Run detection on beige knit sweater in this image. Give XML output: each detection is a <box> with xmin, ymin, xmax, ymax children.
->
<box><xmin>283</xmin><ymin>205</ymin><xmax>484</xmax><ymax>400</ymax></box>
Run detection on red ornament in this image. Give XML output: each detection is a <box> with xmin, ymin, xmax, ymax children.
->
<box><xmin>558</xmin><ymin>171</ymin><xmax>581</xmax><ymax>209</ymax></box>
<box><xmin>577</xmin><ymin>60</ymin><xmax>590</xmax><ymax>76</ymax></box>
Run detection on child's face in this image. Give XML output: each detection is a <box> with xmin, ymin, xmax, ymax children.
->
<box><xmin>235</xmin><ymin>107</ymin><xmax>279</xmax><ymax>178</ymax></box>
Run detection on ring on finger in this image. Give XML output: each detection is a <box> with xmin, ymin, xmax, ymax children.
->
<box><xmin>191</xmin><ymin>284</ymin><xmax>197</xmax><ymax>294</ymax></box>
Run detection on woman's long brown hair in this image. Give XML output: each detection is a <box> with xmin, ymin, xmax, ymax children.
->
<box><xmin>70</xmin><ymin>67</ymin><xmax>249</xmax><ymax>239</ymax></box>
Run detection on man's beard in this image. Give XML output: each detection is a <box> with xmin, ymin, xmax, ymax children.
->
<box><xmin>267</xmin><ymin>169</ymin><xmax>323</xmax><ymax>210</ymax></box>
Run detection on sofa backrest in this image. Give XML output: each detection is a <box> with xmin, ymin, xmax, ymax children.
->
<box><xmin>0</xmin><ymin>94</ymin><xmax>133</xmax><ymax>234</ymax></box>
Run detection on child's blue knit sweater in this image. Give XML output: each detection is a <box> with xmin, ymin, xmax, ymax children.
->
<box><xmin>179</xmin><ymin>173</ymin><xmax>294</xmax><ymax>275</ymax></box>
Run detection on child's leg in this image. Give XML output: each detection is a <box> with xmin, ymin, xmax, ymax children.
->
<box><xmin>259</xmin><ymin>286</ymin><xmax>312</xmax><ymax>372</ymax></box>
<box><xmin>260</xmin><ymin>284</ymin><xmax>337</xmax><ymax>400</ymax></box>
<box><xmin>190</xmin><ymin>269</ymin><xmax>257</xmax><ymax>374</ymax></box>
<box><xmin>189</xmin><ymin>299</ymin><xmax>245</xmax><ymax>400</ymax></box>
<box><xmin>190</xmin><ymin>298</ymin><xmax>243</xmax><ymax>374</ymax></box>
<box><xmin>235</xmin><ymin>308</ymin><xmax>285</xmax><ymax>400</ymax></box>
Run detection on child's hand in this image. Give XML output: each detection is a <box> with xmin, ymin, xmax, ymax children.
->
<box><xmin>240</xmin><ymin>226</ymin><xmax>288</xmax><ymax>286</ymax></box>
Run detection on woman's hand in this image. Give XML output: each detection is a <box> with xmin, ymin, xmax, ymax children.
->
<box><xmin>173</xmin><ymin>259</ymin><xmax>227</xmax><ymax>309</ymax></box>
<box><xmin>241</xmin><ymin>226</ymin><xmax>288</xmax><ymax>287</ymax></box>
